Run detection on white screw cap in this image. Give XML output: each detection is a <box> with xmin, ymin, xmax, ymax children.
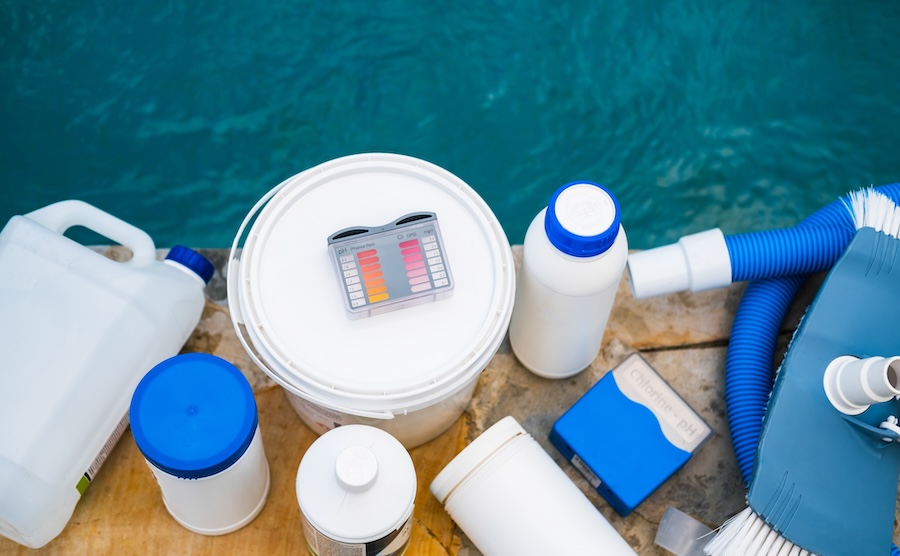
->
<box><xmin>335</xmin><ymin>446</ymin><xmax>379</xmax><ymax>492</ymax></box>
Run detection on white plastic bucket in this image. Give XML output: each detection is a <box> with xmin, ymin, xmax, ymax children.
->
<box><xmin>228</xmin><ymin>153</ymin><xmax>515</xmax><ymax>448</ymax></box>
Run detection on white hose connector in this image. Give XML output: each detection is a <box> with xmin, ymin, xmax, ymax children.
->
<box><xmin>626</xmin><ymin>228</ymin><xmax>732</xmax><ymax>299</ymax></box>
<box><xmin>823</xmin><ymin>355</ymin><xmax>900</xmax><ymax>415</ymax></box>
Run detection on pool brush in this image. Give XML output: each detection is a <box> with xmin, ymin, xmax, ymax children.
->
<box><xmin>704</xmin><ymin>189</ymin><xmax>900</xmax><ymax>556</ymax></box>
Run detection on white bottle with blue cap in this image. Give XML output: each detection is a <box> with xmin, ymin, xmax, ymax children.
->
<box><xmin>509</xmin><ymin>182</ymin><xmax>628</xmax><ymax>379</ymax></box>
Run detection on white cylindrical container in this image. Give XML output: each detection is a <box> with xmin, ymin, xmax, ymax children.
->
<box><xmin>227</xmin><ymin>153</ymin><xmax>516</xmax><ymax>448</ymax></box>
<box><xmin>0</xmin><ymin>200</ymin><xmax>212</xmax><ymax>549</ymax></box>
<box><xmin>296</xmin><ymin>425</ymin><xmax>416</xmax><ymax>556</ymax></box>
<box><xmin>130</xmin><ymin>353</ymin><xmax>270</xmax><ymax>535</ymax></box>
<box><xmin>509</xmin><ymin>182</ymin><xmax>628</xmax><ymax>379</ymax></box>
<box><xmin>430</xmin><ymin>416</ymin><xmax>637</xmax><ymax>555</ymax></box>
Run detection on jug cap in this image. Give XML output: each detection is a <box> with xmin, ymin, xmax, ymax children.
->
<box><xmin>130</xmin><ymin>353</ymin><xmax>258</xmax><ymax>479</ymax></box>
<box><xmin>165</xmin><ymin>245</ymin><xmax>215</xmax><ymax>284</ymax></box>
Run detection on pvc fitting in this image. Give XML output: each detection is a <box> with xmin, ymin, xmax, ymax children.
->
<box><xmin>626</xmin><ymin>229</ymin><xmax>732</xmax><ymax>299</ymax></box>
<box><xmin>823</xmin><ymin>355</ymin><xmax>900</xmax><ymax>415</ymax></box>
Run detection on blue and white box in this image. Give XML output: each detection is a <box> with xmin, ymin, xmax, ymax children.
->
<box><xmin>550</xmin><ymin>353</ymin><xmax>711</xmax><ymax>516</ymax></box>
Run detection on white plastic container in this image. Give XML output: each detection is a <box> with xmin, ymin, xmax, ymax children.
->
<box><xmin>0</xmin><ymin>200</ymin><xmax>212</xmax><ymax>548</ymax></box>
<box><xmin>228</xmin><ymin>153</ymin><xmax>516</xmax><ymax>448</ymax></box>
<box><xmin>431</xmin><ymin>416</ymin><xmax>637</xmax><ymax>556</ymax></box>
<box><xmin>509</xmin><ymin>182</ymin><xmax>628</xmax><ymax>378</ymax></box>
<box><xmin>296</xmin><ymin>425</ymin><xmax>416</xmax><ymax>556</ymax></box>
<box><xmin>129</xmin><ymin>353</ymin><xmax>270</xmax><ymax>535</ymax></box>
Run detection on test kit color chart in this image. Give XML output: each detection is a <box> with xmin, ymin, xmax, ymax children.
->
<box><xmin>342</xmin><ymin>237</ymin><xmax>448</xmax><ymax>305</ymax></box>
<box><xmin>329</xmin><ymin>213</ymin><xmax>454</xmax><ymax>318</ymax></box>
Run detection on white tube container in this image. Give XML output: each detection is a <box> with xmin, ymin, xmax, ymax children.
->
<box><xmin>0</xmin><ymin>201</ymin><xmax>212</xmax><ymax>548</ymax></box>
<box><xmin>296</xmin><ymin>425</ymin><xmax>416</xmax><ymax>556</ymax></box>
<box><xmin>509</xmin><ymin>182</ymin><xmax>628</xmax><ymax>379</ymax></box>
<box><xmin>129</xmin><ymin>353</ymin><xmax>270</xmax><ymax>535</ymax></box>
<box><xmin>430</xmin><ymin>416</ymin><xmax>637</xmax><ymax>555</ymax></box>
<box><xmin>228</xmin><ymin>153</ymin><xmax>516</xmax><ymax>448</ymax></box>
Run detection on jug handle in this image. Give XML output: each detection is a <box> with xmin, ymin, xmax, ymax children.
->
<box><xmin>25</xmin><ymin>200</ymin><xmax>157</xmax><ymax>267</ymax></box>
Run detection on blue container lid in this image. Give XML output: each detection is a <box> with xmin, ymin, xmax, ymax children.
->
<box><xmin>165</xmin><ymin>245</ymin><xmax>215</xmax><ymax>284</ymax></box>
<box><xmin>544</xmin><ymin>181</ymin><xmax>621</xmax><ymax>257</ymax></box>
<box><xmin>130</xmin><ymin>353</ymin><xmax>258</xmax><ymax>479</ymax></box>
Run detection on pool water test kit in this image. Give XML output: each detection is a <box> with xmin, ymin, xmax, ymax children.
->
<box><xmin>550</xmin><ymin>353</ymin><xmax>712</xmax><ymax>516</ymax></box>
<box><xmin>328</xmin><ymin>212</ymin><xmax>453</xmax><ymax>319</ymax></box>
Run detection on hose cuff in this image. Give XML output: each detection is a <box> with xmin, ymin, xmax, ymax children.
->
<box><xmin>824</xmin><ymin>355</ymin><xmax>900</xmax><ymax>415</ymax></box>
<box><xmin>627</xmin><ymin>229</ymin><xmax>732</xmax><ymax>299</ymax></box>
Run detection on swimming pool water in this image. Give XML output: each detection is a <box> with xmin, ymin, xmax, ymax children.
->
<box><xmin>2</xmin><ymin>1</ymin><xmax>900</xmax><ymax>249</ymax></box>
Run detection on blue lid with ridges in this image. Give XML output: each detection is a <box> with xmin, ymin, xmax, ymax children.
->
<box><xmin>544</xmin><ymin>182</ymin><xmax>621</xmax><ymax>257</ymax></box>
<box><xmin>130</xmin><ymin>353</ymin><xmax>258</xmax><ymax>479</ymax></box>
<box><xmin>165</xmin><ymin>245</ymin><xmax>215</xmax><ymax>284</ymax></box>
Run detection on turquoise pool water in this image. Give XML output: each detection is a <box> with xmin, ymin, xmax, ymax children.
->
<box><xmin>2</xmin><ymin>1</ymin><xmax>900</xmax><ymax>249</ymax></box>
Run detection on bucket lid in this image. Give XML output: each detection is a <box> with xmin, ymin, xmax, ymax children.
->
<box><xmin>230</xmin><ymin>153</ymin><xmax>515</xmax><ymax>416</ymax></box>
<box><xmin>129</xmin><ymin>353</ymin><xmax>258</xmax><ymax>479</ymax></box>
<box><xmin>296</xmin><ymin>424</ymin><xmax>416</xmax><ymax>543</ymax></box>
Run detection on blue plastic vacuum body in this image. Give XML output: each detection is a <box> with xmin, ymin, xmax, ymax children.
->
<box><xmin>748</xmin><ymin>227</ymin><xmax>900</xmax><ymax>555</ymax></box>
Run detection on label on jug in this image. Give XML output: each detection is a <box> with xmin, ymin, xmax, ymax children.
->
<box><xmin>77</xmin><ymin>413</ymin><xmax>129</xmax><ymax>495</ymax></box>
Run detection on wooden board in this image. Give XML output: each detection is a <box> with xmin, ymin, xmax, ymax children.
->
<box><xmin>0</xmin><ymin>385</ymin><xmax>468</xmax><ymax>556</ymax></box>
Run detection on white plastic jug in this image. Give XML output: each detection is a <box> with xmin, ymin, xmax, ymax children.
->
<box><xmin>0</xmin><ymin>200</ymin><xmax>212</xmax><ymax>548</ymax></box>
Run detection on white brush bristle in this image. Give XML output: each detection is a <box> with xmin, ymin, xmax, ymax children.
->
<box><xmin>845</xmin><ymin>188</ymin><xmax>900</xmax><ymax>238</ymax></box>
<box><xmin>703</xmin><ymin>506</ymin><xmax>816</xmax><ymax>556</ymax></box>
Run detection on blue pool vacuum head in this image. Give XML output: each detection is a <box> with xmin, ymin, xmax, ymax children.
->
<box><xmin>706</xmin><ymin>194</ymin><xmax>900</xmax><ymax>556</ymax></box>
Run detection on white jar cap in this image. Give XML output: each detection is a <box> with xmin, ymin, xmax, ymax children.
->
<box><xmin>296</xmin><ymin>425</ymin><xmax>416</xmax><ymax>543</ymax></box>
<box><xmin>430</xmin><ymin>416</ymin><xmax>526</xmax><ymax>503</ymax></box>
<box><xmin>335</xmin><ymin>445</ymin><xmax>379</xmax><ymax>492</ymax></box>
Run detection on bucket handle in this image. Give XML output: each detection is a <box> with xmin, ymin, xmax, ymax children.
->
<box><xmin>227</xmin><ymin>173</ymin><xmax>293</xmax><ymax>323</ymax></box>
<box><xmin>26</xmin><ymin>200</ymin><xmax>156</xmax><ymax>267</ymax></box>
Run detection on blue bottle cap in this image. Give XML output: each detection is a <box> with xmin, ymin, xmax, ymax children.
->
<box><xmin>165</xmin><ymin>245</ymin><xmax>215</xmax><ymax>284</ymax></box>
<box><xmin>544</xmin><ymin>182</ymin><xmax>621</xmax><ymax>257</ymax></box>
<box><xmin>130</xmin><ymin>353</ymin><xmax>258</xmax><ymax>479</ymax></box>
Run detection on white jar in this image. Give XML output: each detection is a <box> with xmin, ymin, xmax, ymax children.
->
<box><xmin>509</xmin><ymin>182</ymin><xmax>628</xmax><ymax>378</ymax></box>
<box><xmin>430</xmin><ymin>416</ymin><xmax>637</xmax><ymax>556</ymax></box>
<box><xmin>129</xmin><ymin>353</ymin><xmax>270</xmax><ymax>535</ymax></box>
<box><xmin>0</xmin><ymin>200</ymin><xmax>212</xmax><ymax>548</ymax></box>
<box><xmin>296</xmin><ymin>425</ymin><xmax>416</xmax><ymax>556</ymax></box>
